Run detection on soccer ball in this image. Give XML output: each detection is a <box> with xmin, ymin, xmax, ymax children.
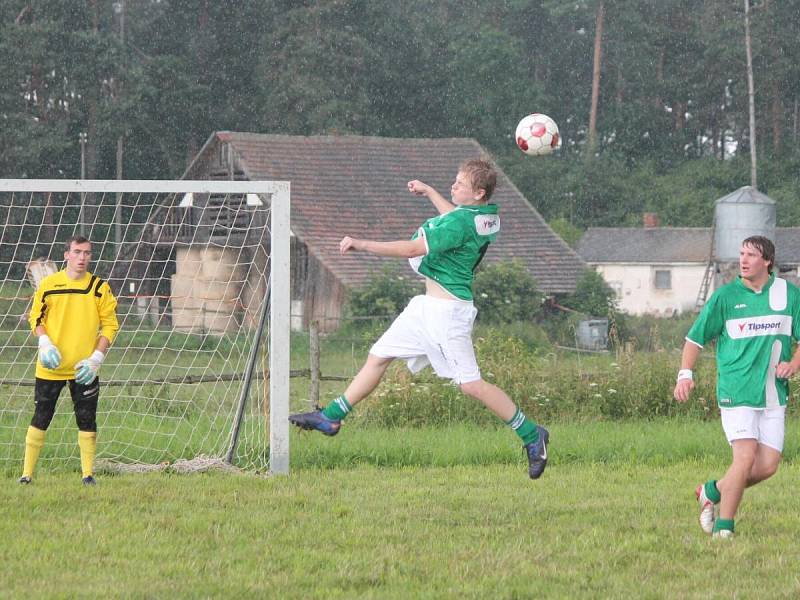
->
<box><xmin>515</xmin><ymin>113</ymin><xmax>560</xmax><ymax>156</ymax></box>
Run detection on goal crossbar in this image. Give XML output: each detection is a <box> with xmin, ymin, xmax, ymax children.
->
<box><xmin>0</xmin><ymin>179</ymin><xmax>290</xmax><ymax>195</ymax></box>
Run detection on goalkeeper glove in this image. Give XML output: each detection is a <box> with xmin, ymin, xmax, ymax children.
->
<box><xmin>38</xmin><ymin>335</ymin><xmax>62</xmax><ymax>370</ymax></box>
<box><xmin>75</xmin><ymin>350</ymin><xmax>105</xmax><ymax>385</ymax></box>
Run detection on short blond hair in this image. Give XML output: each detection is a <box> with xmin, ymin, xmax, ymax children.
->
<box><xmin>460</xmin><ymin>159</ymin><xmax>497</xmax><ymax>201</ymax></box>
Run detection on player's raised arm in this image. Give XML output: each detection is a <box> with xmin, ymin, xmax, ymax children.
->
<box><xmin>407</xmin><ymin>180</ymin><xmax>454</xmax><ymax>215</ymax></box>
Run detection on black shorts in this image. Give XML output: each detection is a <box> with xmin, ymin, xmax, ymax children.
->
<box><xmin>33</xmin><ymin>377</ymin><xmax>100</xmax><ymax>431</ymax></box>
<box><xmin>35</xmin><ymin>377</ymin><xmax>99</xmax><ymax>404</ymax></box>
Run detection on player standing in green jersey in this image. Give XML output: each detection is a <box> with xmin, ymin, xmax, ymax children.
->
<box><xmin>674</xmin><ymin>236</ymin><xmax>800</xmax><ymax>538</ymax></box>
<box><xmin>290</xmin><ymin>159</ymin><xmax>549</xmax><ymax>479</ymax></box>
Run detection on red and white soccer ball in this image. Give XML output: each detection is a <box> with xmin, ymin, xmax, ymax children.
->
<box><xmin>515</xmin><ymin>113</ymin><xmax>560</xmax><ymax>156</ymax></box>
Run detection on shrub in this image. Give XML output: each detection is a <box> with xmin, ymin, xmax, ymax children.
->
<box><xmin>347</xmin><ymin>266</ymin><xmax>423</xmax><ymax>318</ymax></box>
<box><xmin>559</xmin><ymin>269</ymin><xmax>617</xmax><ymax>317</ymax></box>
<box><xmin>473</xmin><ymin>260</ymin><xmax>543</xmax><ymax>324</ymax></box>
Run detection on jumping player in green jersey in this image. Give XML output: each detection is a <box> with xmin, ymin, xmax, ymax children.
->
<box><xmin>19</xmin><ymin>236</ymin><xmax>119</xmax><ymax>486</ymax></box>
<box><xmin>675</xmin><ymin>236</ymin><xmax>800</xmax><ymax>538</ymax></box>
<box><xmin>290</xmin><ymin>159</ymin><xmax>549</xmax><ymax>480</ymax></box>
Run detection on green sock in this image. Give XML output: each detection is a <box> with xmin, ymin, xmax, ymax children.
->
<box><xmin>322</xmin><ymin>395</ymin><xmax>352</xmax><ymax>421</ymax></box>
<box><xmin>713</xmin><ymin>518</ymin><xmax>734</xmax><ymax>534</ymax></box>
<box><xmin>704</xmin><ymin>480</ymin><xmax>721</xmax><ymax>504</ymax></box>
<box><xmin>506</xmin><ymin>408</ymin><xmax>539</xmax><ymax>445</ymax></box>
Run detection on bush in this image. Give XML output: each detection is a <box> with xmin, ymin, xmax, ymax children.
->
<box><xmin>559</xmin><ymin>269</ymin><xmax>617</xmax><ymax>317</ymax></box>
<box><xmin>473</xmin><ymin>260</ymin><xmax>543</xmax><ymax>324</ymax></box>
<box><xmin>536</xmin><ymin>269</ymin><xmax>622</xmax><ymax>348</ymax></box>
<box><xmin>347</xmin><ymin>266</ymin><xmax>423</xmax><ymax>318</ymax></box>
<box><xmin>347</xmin><ymin>260</ymin><xmax>544</xmax><ymax>326</ymax></box>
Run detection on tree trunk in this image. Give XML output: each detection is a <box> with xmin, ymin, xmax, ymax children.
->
<box><xmin>744</xmin><ymin>0</ymin><xmax>757</xmax><ymax>188</ymax></box>
<box><xmin>587</xmin><ymin>0</ymin><xmax>604</xmax><ymax>160</ymax></box>
<box><xmin>764</xmin><ymin>0</ymin><xmax>782</xmax><ymax>155</ymax></box>
<box><xmin>771</xmin><ymin>91</ymin><xmax>783</xmax><ymax>155</ymax></box>
<box><xmin>674</xmin><ymin>101</ymin><xmax>686</xmax><ymax>130</ymax></box>
<box><xmin>719</xmin><ymin>90</ymin><xmax>726</xmax><ymax>160</ymax></box>
<box><xmin>654</xmin><ymin>49</ymin><xmax>664</xmax><ymax>110</ymax></box>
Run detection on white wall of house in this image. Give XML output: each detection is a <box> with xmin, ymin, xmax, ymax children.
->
<box><xmin>592</xmin><ymin>263</ymin><xmax>708</xmax><ymax>316</ymax></box>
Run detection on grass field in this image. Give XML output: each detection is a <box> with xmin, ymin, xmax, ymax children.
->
<box><xmin>3</xmin><ymin>420</ymin><xmax>800</xmax><ymax>599</ymax></box>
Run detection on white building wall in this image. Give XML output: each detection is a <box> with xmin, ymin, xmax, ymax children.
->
<box><xmin>593</xmin><ymin>263</ymin><xmax>708</xmax><ymax>316</ymax></box>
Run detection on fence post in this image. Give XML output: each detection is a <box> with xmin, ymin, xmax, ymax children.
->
<box><xmin>309</xmin><ymin>319</ymin><xmax>320</xmax><ymax>409</ymax></box>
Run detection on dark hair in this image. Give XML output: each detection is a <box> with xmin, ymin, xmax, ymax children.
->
<box><xmin>460</xmin><ymin>159</ymin><xmax>497</xmax><ymax>201</ymax></box>
<box><xmin>742</xmin><ymin>235</ymin><xmax>775</xmax><ymax>274</ymax></box>
<box><xmin>64</xmin><ymin>235</ymin><xmax>91</xmax><ymax>253</ymax></box>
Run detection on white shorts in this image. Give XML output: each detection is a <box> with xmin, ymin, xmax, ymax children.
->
<box><xmin>370</xmin><ymin>294</ymin><xmax>480</xmax><ymax>384</ymax></box>
<box><xmin>720</xmin><ymin>406</ymin><xmax>786</xmax><ymax>452</ymax></box>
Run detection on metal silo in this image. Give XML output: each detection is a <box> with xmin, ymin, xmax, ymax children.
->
<box><xmin>713</xmin><ymin>186</ymin><xmax>776</xmax><ymax>261</ymax></box>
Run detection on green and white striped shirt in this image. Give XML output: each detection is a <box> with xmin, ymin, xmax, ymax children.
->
<box><xmin>687</xmin><ymin>274</ymin><xmax>800</xmax><ymax>408</ymax></box>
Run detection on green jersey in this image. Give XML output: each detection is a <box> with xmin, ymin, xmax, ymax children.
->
<box><xmin>409</xmin><ymin>204</ymin><xmax>499</xmax><ymax>301</ymax></box>
<box><xmin>687</xmin><ymin>275</ymin><xmax>800</xmax><ymax>408</ymax></box>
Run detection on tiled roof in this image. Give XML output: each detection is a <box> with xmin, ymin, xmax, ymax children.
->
<box><xmin>578</xmin><ymin>228</ymin><xmax>712</xmax><ymax>263</ymax></box>
<box><xmin>578</xmin><ymin>227</ymin><xmax>800</xmax><ymax>264</ymax></box>
<box><xmin>188</xmin><ymin>132</ymin><xmax>586</xmax><ymax>294</ymax></box>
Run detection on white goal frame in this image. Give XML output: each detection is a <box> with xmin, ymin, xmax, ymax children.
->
<box><xmin>0</xmin><ymin>179</ymin><xmax>291</xmax><ymax>475</ymax></box>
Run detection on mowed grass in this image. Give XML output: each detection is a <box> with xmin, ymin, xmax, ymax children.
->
<box><xmin>3</xmin><ymin>421</ymin><xmax>800</xmax><ymax>599</ymax></box>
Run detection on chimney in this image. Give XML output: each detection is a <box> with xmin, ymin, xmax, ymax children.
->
<box><xmin>643</xmin><ymin>212</ymin><xmax>660</xmax><ymax>228</ymax></box>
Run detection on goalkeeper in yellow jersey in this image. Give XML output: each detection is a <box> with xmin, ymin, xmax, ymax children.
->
<box><xmin>19</xmin><ymin>236</ymin><xmax>119</xmax><ymax>486</ymax></box>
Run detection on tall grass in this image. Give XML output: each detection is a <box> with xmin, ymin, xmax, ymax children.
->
<box><xmin>334</xmin><ymin>329</ymin><xmax>725</xmax><ymax>428</ymax></box>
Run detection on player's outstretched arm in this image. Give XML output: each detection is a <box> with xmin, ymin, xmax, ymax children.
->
<box><xmin>674</xmin><ymin>341</ymin><xmax>700</xmax><ymax>403</ymax></box>
<box><xmin>408</xmin><ymin>180</ymin><xmax>454</xmax><ymax>215</ymax></box>
<box><xmin>340</xmin><ymin>236</ymin><xmax>426</xmax><ymax>259</ymax></box>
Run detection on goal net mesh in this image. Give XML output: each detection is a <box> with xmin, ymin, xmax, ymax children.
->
<box><xmin>0</xmin><ymin>180</ymin><xmax>290</xmax><ymax>474</ymax></box>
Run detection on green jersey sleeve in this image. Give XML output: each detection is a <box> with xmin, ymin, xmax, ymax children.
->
<box><xmin>686</xmin><ymin>292</ymin><xmax>725</xmax><ymax>347</ymax></box>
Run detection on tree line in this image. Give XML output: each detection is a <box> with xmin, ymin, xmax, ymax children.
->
<box><xmin>2</xmin><ymin>0</ymin><xmax>799</xmax><ymax>232</ymax></box>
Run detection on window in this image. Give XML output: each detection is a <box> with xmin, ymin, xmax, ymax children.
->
<box><xmin>654</xmin><ymin>270</ymin><xmax>671</xmax><ymax>290</ymax></box>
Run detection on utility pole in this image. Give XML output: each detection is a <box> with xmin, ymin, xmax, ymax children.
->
<box><xmin>744</xmin><ymin>0</ymin><xmax>758</xmax><ymax>188</ymax></box>
<box><xmin>114</xmin><ymin>0</ymin><xmax>126</xmax><ymax>250</ymax></box>
<box><xmin>79</xmin><ymin>132</ymin><xmax>88</xmax><ymax>236</ymax></box>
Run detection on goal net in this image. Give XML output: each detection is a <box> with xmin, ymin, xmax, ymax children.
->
<box><xmin>0</xmin><ymin>179</ymin><xmax>290</xmax><ymax>475</ymax></box>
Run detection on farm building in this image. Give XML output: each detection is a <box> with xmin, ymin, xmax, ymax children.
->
<box><xmin>578</xmin><ymin>218</ymin><xmax>800</xmax><ymax>316</ymax></box>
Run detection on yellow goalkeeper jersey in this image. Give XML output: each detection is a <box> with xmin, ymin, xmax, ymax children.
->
<box><xmin>28</xmin><ymin>270</ymin><xmax>119</xmax><ymax>381</ymax></box>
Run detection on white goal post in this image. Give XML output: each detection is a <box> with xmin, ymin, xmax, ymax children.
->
<box><xmin>0</xmin><ymin>179</ymin><xmax>290</xmax><ymax>475</ymax></box>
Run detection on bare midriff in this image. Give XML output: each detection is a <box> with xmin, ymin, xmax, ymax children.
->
<box><xmin>425</xmin><ymin>278</ymin><xmax>458</xmax><ymax>300</ymax></box>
